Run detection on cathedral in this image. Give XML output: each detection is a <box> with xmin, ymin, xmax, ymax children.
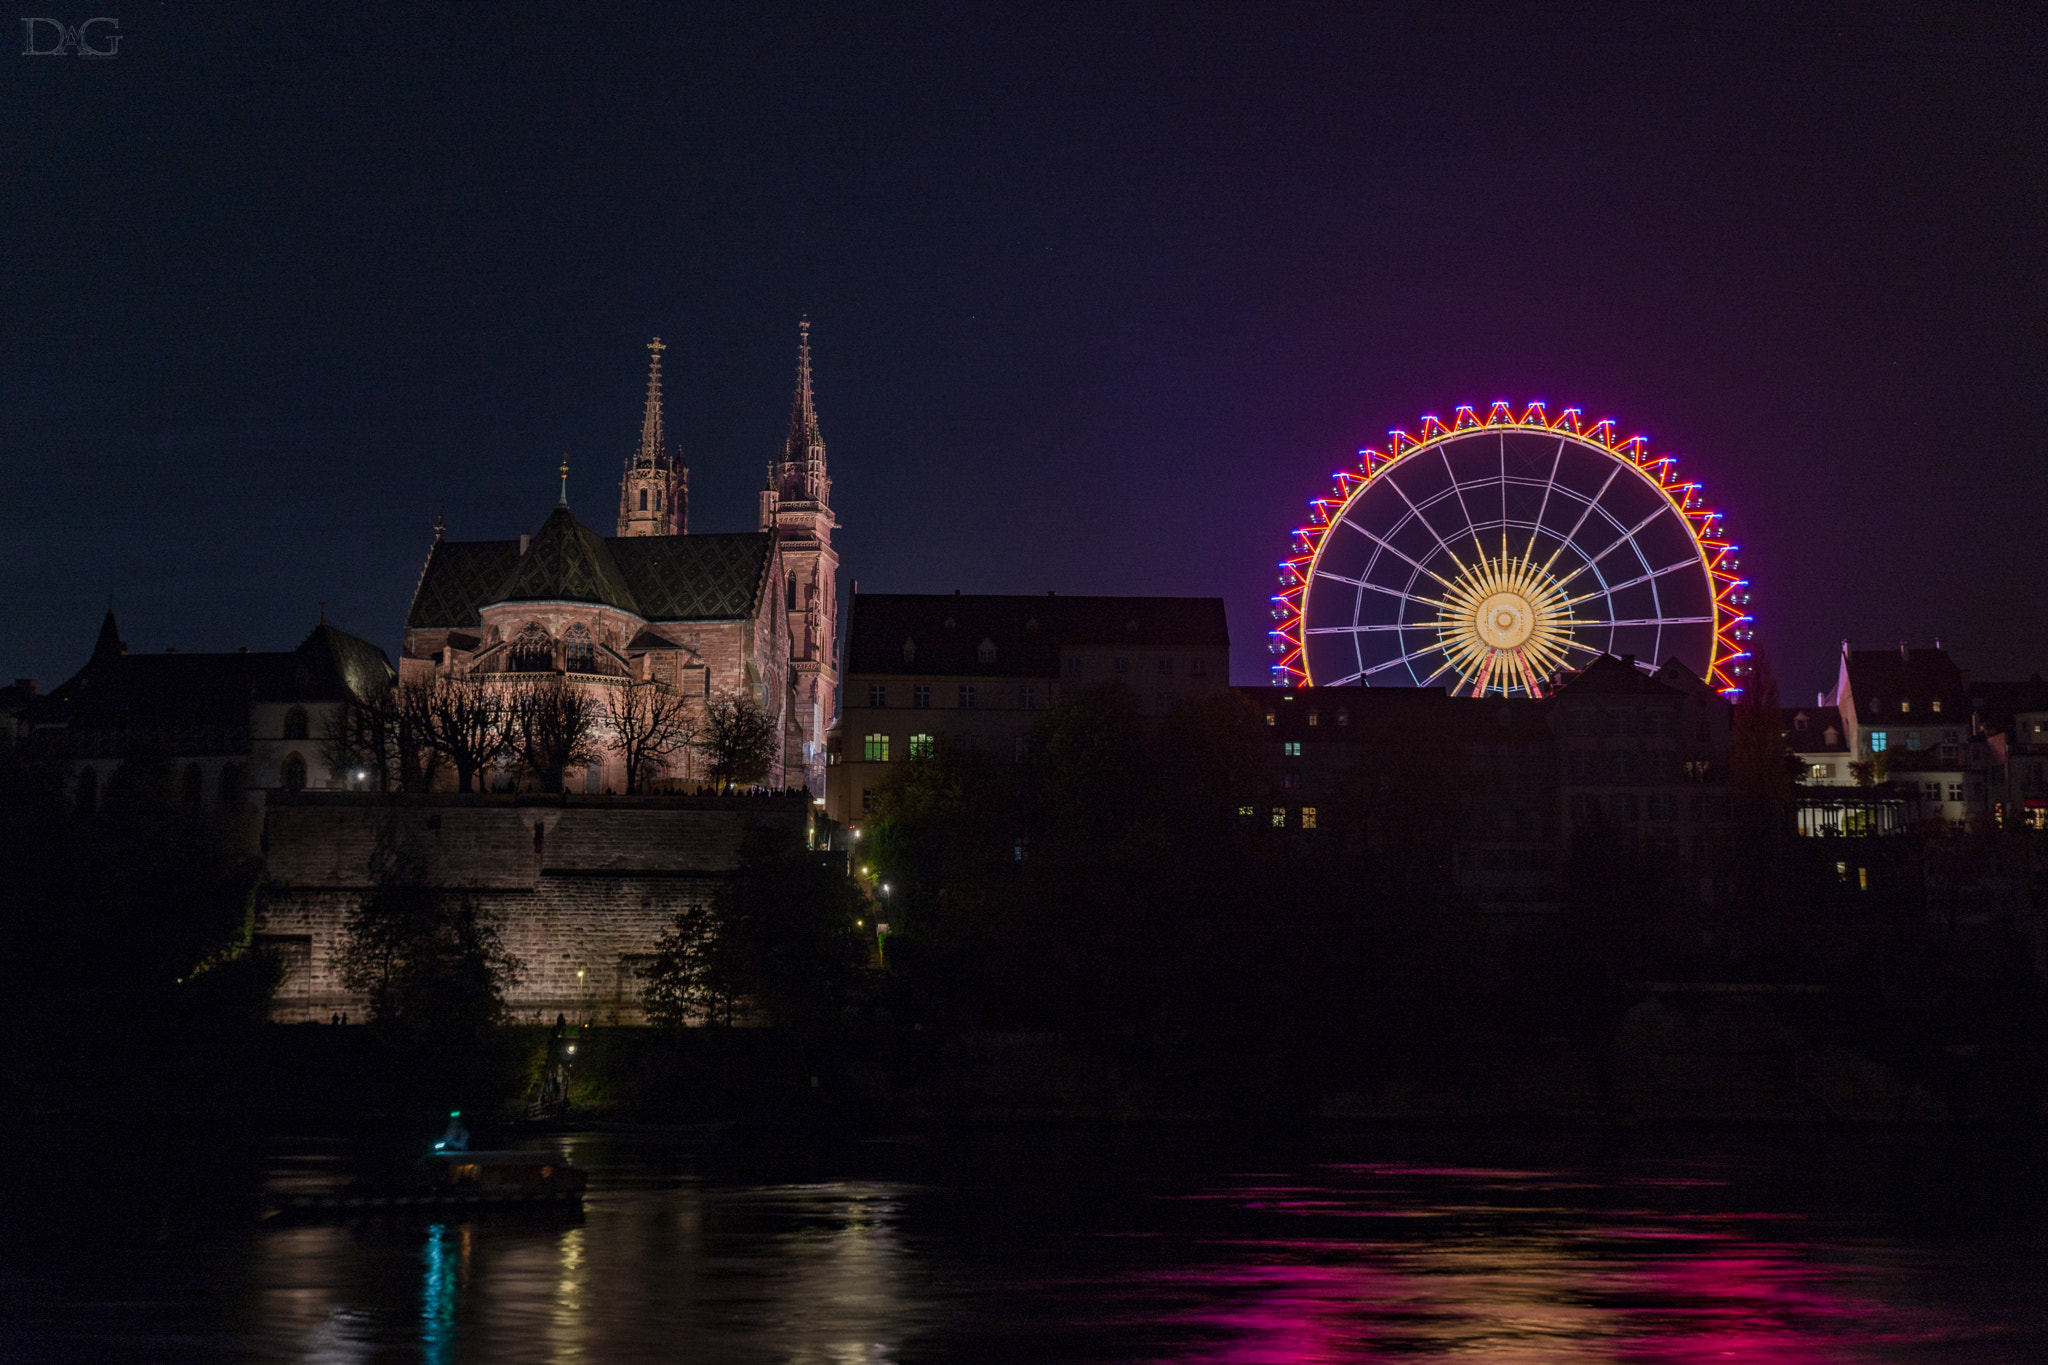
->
<box><xmin>401</xmin><ymin>326</ymin><xmax>840</xmax><ymax>794</ymax></box>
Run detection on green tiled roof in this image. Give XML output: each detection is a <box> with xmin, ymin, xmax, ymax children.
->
<box><xmin>495</xmin><ymin>507</ymin><xmax>641</xmax><ymax>614</ymax></box>
<box><xmin>407</xmin><ymin>511</ymin><xmax>773</xmax><ymax>630</ymax></box>
<box><xmin>609</xmin><ymin>533</ymin><xmax>772</xmax><ymax>621</ymax></box>
<box><xmin>407</xmin><ymin>541</ymin><xmax>522</xmax><ymax>629</ymax></box>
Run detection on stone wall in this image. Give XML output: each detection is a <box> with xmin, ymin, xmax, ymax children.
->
<box><xmin>257</xmin><ymin>792</ymin><xmax>824</xmax><ymax>1024</ymax></box>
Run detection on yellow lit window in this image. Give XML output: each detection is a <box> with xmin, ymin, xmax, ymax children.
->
<box><xmin>1301</xmin><ymin>807</ymin><xmax>1317</xmax><ymax>829</ymax></box>
<box><xmin>863</xmin><ymin>733</ymin><xmax>890</xmax><ymax>762</ymax></box>
<box><xmin>1271</xmin><ymin>807</ymin><xmax>1285</xmax><ymax>828</ymax></box>
<box><xmin>1238</xmin><ymin>805</ymin><xmax>1254</xmax><ymax>818</ymax></box>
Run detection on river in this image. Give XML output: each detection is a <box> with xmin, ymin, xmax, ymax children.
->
<box><xmin>8</xmin><ymin>1126</ymin><xmax>2048</xmax><ymax>1361</ymax></box>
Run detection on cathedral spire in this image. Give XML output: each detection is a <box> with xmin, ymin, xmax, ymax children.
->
<box><xmin>780</xmin><ymin>316</ymin><xmax>824</xmax><ymax>471</ymax></box>
<box><xmin>638</xmin><ymin>337</ymin><xmax>667</xmax><ymax>469</ymax></box>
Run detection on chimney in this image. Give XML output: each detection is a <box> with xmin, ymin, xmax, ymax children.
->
<box><xmin>1900</xmin><ymin>641</ymin><xmax>1909</xmax><ymax>661</ymax></box>
<box><xmin>519</xmin><ymin>534</ymin><xmax>532</xmax><ymax>556</ymax></box>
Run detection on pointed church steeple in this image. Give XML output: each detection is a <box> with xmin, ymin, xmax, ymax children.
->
<box><xmin>637</xmin><ymin>337</ymin><xmax>666</xmax><ymax>469</ymax></box>
<box><xmin>92</xmin><ymin>605</ymin><xmax>126</xmax><ymax>663</ymax></box>
<box><xmin>781</xmin><ymin>317</ymin><xmax>824</xmax><ymax>471</ymax></box>
<box><xmin>617</xmin><ymin>337</ymin><xmax>687</xmax><ymax>537</ymax></box>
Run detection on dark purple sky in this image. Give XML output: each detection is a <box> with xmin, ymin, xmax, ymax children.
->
<box><xmin>5</xmin><ymin>3</ymin><xmax>2044</xmax><ymax>701</ymax></box>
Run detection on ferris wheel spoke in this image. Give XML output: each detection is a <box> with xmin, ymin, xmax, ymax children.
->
<box><xmin>1307</xmin><ymin>622</ymin><xmax>1441</xmax><ymax>635</ymax></box>
<box><xmin>1375</xmin><ymin>477</ymin><xmax>1467</xmax><ymax>583</ymax></box>
<box><xmin>1360</xmin><ymin>640</ymin><xmax>1449</xmax><ymax>677</ymax></box>
<box><xmin>1537</xmin><ymin>464</ymin><xmax>1622</xmax><ymax>577</ymax></box>
<box><xmin>1523</xmin><ymin>438</ymin><xmax>1566</xmax><ymax>563</ymax></box>
<box><xmin>1440</xmin><ymin>446</ymin><xmax>1488</xmax><ymax>561</ymax></box>
<box><xmin>1554</xmin><ymin>503</ymin><xmax>1674</xmax><ymax>592</ymax></box>
<box><xmin>1563</xmin><ymin>558</ymin><xmax>1698</xmax><ymax>604</ymax></box>
<box><xmin>1338</xmin><ymin>516</ymin><xmax>1456</xmax><ymax>589</ymax></box>
<box><xmin>1584</xmin><ymin>615</ymin><xmax>1713</xmax><ymax>629</ymax></box>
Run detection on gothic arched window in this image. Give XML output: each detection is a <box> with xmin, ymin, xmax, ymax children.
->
<box><xmin>565</xmin><ymin>623</ymin><xmax>595</xmax><ymax>673</ymax></box>
<box><xmin>281</xmin><ymin>753</ymin><xmax>307</xmax><ymax>793</ymax></box>
<box><xmin>511</xmin><ymin>624</ymin><xmax>553</xmax><ymax>672</ymax></box>
<box><xmin>639</xmin><ymin>489</ymin><xmax>648</xmax><ymax>510</ymax></box>
<box><xmin>656</xmin><ymin>490</ymin><xmax>663</xmax><ymax>512</ymax></box>
<box><xmin>788</xmin><ymin>575</ymin><xmax>798</xmax><ymax>611</ymax></box>
<box><xmin>283</xmin><ymin>707</ymin><xmax>309</xmax><ymax>740</ymax></box>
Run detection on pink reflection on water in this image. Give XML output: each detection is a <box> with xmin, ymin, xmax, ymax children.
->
<box><xmin>1138</xmin><ymin>1169</ymin><xmax>1957</xmax><ymax>1364</ymax></box>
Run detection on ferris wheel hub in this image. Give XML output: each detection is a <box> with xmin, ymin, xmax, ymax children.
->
<box><xmin>1474</xmin><ymin>591</ymin><xmax>1536</xmax><ymax>649</ymax></box>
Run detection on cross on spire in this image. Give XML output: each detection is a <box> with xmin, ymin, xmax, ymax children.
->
<box><xmin>559</xmin><ymin>456</ymin><xmax>569</xmax><ymax>506</ymax></box>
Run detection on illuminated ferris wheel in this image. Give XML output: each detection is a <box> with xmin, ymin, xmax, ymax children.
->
<box><xmin>1271</xmin><ymin>403</ymin><xmax>1751</xmax><ymax>696</ymax></box>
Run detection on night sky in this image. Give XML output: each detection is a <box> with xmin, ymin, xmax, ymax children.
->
<box><xmin>6</xmin><ymin>3</ymin><xmax>2044</xmax><ymax>701</ymax></box>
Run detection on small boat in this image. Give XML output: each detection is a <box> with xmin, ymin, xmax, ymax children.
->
<box><xmin>267</xmin><ymin>1145</ymin><xmax>586</xmax><ymax>1218</ymax></box>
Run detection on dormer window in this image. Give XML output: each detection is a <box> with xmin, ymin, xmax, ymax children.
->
<box><xmin>1900</xmin><ymin>698</ymin><xmax>1911</xmax><ymax>714</ymax></box>
<box><xmin>1931</xmin><ymin>697</ymin><xmax>1942</xmax><ymax>714</ymax></box>
<box><xmin>977</xmin><ymin>638</ymin><xmax>997</xmax><ymax>663</ymax></box>
<box><xmin>1825</xmin><ymin>726</ymin><xmax>1840</xmax><ymax>745</ymax></box>
<box><xmin>1794</xmin><ymin>713</ymin><xmax>1808</xmax><ymax>731</ymax></box>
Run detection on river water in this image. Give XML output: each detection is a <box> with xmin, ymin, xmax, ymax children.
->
<box><xmin>9</xmin><ymin>1127</ymin><xmax>2048</xmax><ymax>1362</ymax></box>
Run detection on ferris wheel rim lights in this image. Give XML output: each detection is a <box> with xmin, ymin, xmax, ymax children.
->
<box><xmin>1270</xmin><ymin>401</ymin><xmax>1752</xmax><ymax>696</ymax></box>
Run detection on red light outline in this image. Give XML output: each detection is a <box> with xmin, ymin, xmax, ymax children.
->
<box><xmin>1271</xmin><ymin>401</ymin><xmax>1752</xmax><ymax>696</ymax></box>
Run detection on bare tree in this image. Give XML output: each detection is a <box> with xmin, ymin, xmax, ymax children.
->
<box><xmin>701</xmin><ymin>693</ymin><xmax>778</xmax><ymax>792</ymax></box>
<box><xmin>415</xmin><ymin>676</ymin><xmax>509</xmax><ymax>793</ymax></box>
<box><xmin>608</xmin><ymin>680</ymin><xmax>700</xmax><ymax>794</ymax></box>
<box><xmin>323</xmin><ymin>681</ymin><xmax>440</xmax><ymax>792</ymax></box>
<box><xmin>506</xmin><ymin>676</ymin><xmax>604</xmax><ymax>793</ymax></box>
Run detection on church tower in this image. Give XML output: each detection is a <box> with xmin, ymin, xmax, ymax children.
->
<box><xmin>617</xmin><ymin>338</ymin><xmax>687</xmax><ymax>537</ymax></box>
<box><xmin>759</xmin><ymin>318</ymin><xmax>839</xmax><ymax>793</ymax></box>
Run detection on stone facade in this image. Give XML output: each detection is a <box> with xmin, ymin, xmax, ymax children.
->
<box><xmin>257</xmin><ymin>792</ymin><xmax>829</xmax><ymax>1024</ymax></box>
<box><xmin>400</xmin><ymin>332</ymin><xmax>839</xmax><ymax>795</ymax></box>
<box><xmin>758</xmin><ymin>319</ymin><xmax>839</xmax><ymax>794</ymax></box>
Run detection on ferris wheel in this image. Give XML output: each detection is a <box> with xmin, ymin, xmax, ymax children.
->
<box><xmin>1271</xmin><ymin>402</ymin><xmax>1751</xmax><ymax>697</ymax></box>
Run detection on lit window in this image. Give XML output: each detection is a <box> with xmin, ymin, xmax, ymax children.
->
<box><xmin>863</xmin><ymin>733</ymin><xmax>890</xmax><ymax>762</ymax></box>
<box><xmin>1858</xmin><ymin>866</ymin><xmax>1869</xmax><ymax>891</ymax></box>
<box><xmin>868</xmin><ymin>684</ymin><xmax>887</xmax><ymax>707</ymax></box>
<box><xmin>1019</xmin><ymin>685</ymin><xmax>1037</xmax><ymax>710</ymax></box>
<box><xmin>1271</xmin><ymin>807</ymin><xmax>1286</xmax><ymax>828</ymax></box>
<box><xmin>1901</xmin><ymin>699</ymin><xmax>1912</xmax><ymax>714</ymax></box>
<box><xmin>958</xmin><ymin>685</ymin><xmax>976</xmax><ymax>709</ymax></box>
<box><xmin>913</xmin><ymin>685</ymin><xmax>930</xmax><ymax>709</ymax></box>
<box><xmin>1870</xmin><ymin>732</ymin><xmax>1887</xmax><ymax>753</ymax></box>
<box><xmin>1157</xmin><ymin>656</ymin><xmax>1173</xmax><ymax>676</ymax></box>
<box><xmin>907</xmin><ymin>733</ymin><xmax>934</xmax><ymax>758</ymax></box>
<box><xmin>1265</xmin><ymin>710</ymin><xmax>1276</xmax><ymax>726</ymax></box>
<box><xmin>1931</xmin><ymin>697</ymin><xmax>1942</xmax><ymax>714</ymax></box>
<box><xmin>1283</xmin><ymin>741</ymin><xmax>1301</xmax><ymax>756</ymax></box>
<box><xmin>978</xmin><ymin>638</ymin><xmax>997</xmax><ymax>663</ymax></box>
<box><xmin>1307</xmin><ymin>711</ymin><xmax>1319</xmax><ymax>727</ymax></box>
<box><xmin>1238</xmin><ymin>805</ymin><xmax>1254</xmax><ymax>818</ymax></box>
<box><xmin>1301</xmin><ymin>807</ymin><xmax>1317</xmax><ymax>830</ymax></box>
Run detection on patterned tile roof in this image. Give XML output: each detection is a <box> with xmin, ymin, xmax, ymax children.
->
<box><xmin>494</xmin><ymin>507</ymin><xmax>641</xmax><ymax>614</ymax></box>
<box><xmin>609</xmin><ymin>533</ymin><xmax>773</xmax><ymax>622</ymax></box>
<box><xmin>407</xmin><ymin>541</ymin><xmax>523</xmax><ymax>629</ymax></box>
<box><xmin>407</xmin><ymin>512</ymin><xmax>773</xmax><ymax>630</ymax></box>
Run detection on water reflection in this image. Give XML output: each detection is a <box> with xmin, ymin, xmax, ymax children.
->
<box><xmin>8</xmin><ymin>1132</ymin><xmax>2048</xmax><ymax>1361</ymax></box>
